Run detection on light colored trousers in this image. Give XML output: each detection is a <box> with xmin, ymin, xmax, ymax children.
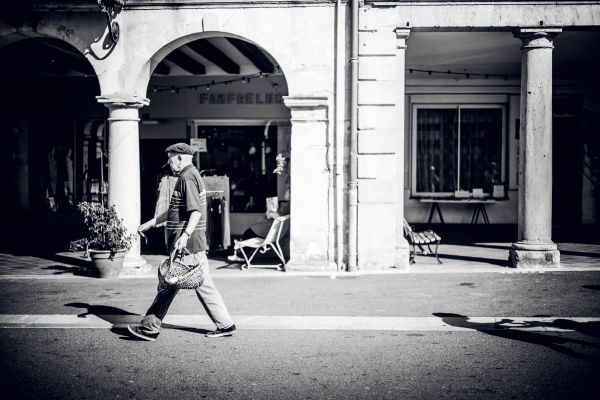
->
<box><xmin>142</xmin><ymin>252</ymin><xmax>234</xmax><ymax>331</ymax></box>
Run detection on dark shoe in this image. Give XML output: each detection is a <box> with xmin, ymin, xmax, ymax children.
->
<box><xmin>206</xmin><ymin>324</ymin><xmax>236</xmax><ymax>338</ymax></box>
<box><xmin>127</xmin><ymin>324</ymin><xmax>159</xmax><ymax>341</ymax></box>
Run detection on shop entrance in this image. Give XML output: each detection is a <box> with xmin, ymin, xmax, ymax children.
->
<box><xmin>141</xmin><ymin>34</ymin><xmax>291</xmax><ymax>258</ymax></box>
<box><xmin>139</xmin><ymin>139</ymin><xmax>179</xmax><ymax>253</ymax></box>
<box><xmin>0</xmin><ymin>37</ymin><xmax>104</xmax><ymax>253</ymax></box>
<box><xmin>192</xmin><ymin>122</ymin><xmax>278</xmax><ymax>213</ymax></box>
<box><xmin>553</xmin><ymin>97</ymin><xmax>584</xmax><ymax>229</ymax></box>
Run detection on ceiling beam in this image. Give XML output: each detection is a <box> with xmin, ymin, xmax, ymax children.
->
<box><xmin>226</xmin><ymin>38</ymin><xmax>275</xmax><ymax>73</ymax></box>
<box><xmin>186</xmin><ymin>39</ymin><xmax>240</xmax><ymax>75</ymax></box>
<box><xmin>153</xmin><ymin>63</ymin><xmax>170</xmax><ymax>75</ymax></box>
<box><xmin>164</xmin><ymin>49</ymin><xmax>206</xmax><ymax>75</ymax></box>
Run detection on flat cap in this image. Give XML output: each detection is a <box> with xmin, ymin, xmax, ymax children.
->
<box><xmin>165</xmin><ymin>142</ymin><xmax>195</xmax><ymax>155</ymax></box>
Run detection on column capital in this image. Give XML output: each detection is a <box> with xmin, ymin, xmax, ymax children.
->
<box><xmin>96</xmin><ymin>94</ymin><xmax>150</xmax><ymax>109</ymax></box>
<box><xmin>283</xmin><ymin>95</ymin><xmax>329</xmax><ymax>123</ymax></box>
<box><xmin>394</xmin><ymin>27</ymin><xmax>411</xmax><ymax>49</ymax></box>
<box><xmin>514</xmin><ymin>28</ymin><xmax>562</xmax><ymax>49</ymax></box>
<box><xmin>283</xmin><ymin>95</ymin><xmax>328</xmax><ymax>109</ymax></box>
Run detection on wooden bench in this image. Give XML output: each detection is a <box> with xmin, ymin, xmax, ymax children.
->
<box><xmin>403</xmin><ymin>219</ymin><xmax>442</xmax><ymax>264</ymax></box>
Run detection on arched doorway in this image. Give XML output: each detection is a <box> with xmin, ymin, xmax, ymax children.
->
<box><xmin>140</xmin><ymin>34</ymin><xmax>292</xmax><ymax>261</ymax></box>
<box><xmin>0</xmin><ymin>36</ymin><xmax>104</xmax><ymax>253</ymax></box>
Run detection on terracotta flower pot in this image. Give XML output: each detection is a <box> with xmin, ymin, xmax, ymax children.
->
<box><xmin>89</xmin><ymin>250</ymin><xmax>126</xmax><ymax>278</ymax></box>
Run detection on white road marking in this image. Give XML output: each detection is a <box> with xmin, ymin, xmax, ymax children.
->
<box><xmin>0</xmin><ymin>315</ymin><xmax>598</xmax><ymax>331</ymax></box>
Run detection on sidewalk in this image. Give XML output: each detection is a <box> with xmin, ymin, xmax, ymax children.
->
<box><xmin>0</xmin><ymin>241</ymin><xmax>598</xmax><ymax>278</ymax></box>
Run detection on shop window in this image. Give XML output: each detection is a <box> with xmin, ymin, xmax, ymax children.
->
<box><xmin>35</xmin><ymin>119</ymin><xmax>107</xmax><ymax>212</ymax></box>
<box><xmin>36</xmin><ymin>120</ymin><xmax>76</xmax><ymax>212</ymax></box>
<box><xmin>76</xmin><ymin>120</ymin><xmax>108</xmax><ymax>204</ymax></box>
<box><xmin>412</xmin><ymin>105</ymin><xmax>505</xmax><ymax>197</ymax></box>
<box><xmin>195</xmin><ymin>124</ymin><xmax>278</xmax><ymax>212</ymax></box>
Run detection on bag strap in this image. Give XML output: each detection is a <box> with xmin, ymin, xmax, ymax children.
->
<box><xmin>170</xmin><ymin>247</ymin><xmax>192</xmax><ymax>263</ymax></box>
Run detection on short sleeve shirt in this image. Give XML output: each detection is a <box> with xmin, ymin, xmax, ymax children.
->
<box><xmin>166</xmin><ymin>165</ymin><xmax>207</xmax><ymax>253</ymax></box>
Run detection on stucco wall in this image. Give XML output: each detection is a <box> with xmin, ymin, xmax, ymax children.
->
<box><xmin>98</xmin><ymin>7</ymin><xmax>336</xmax><ymax>99</ymax></box>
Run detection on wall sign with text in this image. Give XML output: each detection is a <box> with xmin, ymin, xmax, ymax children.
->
<box><xmin>199</xmin><ymin>92</ymin><xmax>284</xmax><ymax>105</ymax></box>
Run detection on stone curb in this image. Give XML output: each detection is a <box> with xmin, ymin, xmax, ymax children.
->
<box><xmin>1</xmin><ymin>314</ymin><xmax>598</xmax><ymax>331</ymax></box>
<box><xmin>1</xmin><ymin>265</ymin><xmax>599</xmax><ymax>280</ymax></box>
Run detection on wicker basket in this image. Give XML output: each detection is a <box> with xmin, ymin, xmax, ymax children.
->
<box><xmin>158</xmin><ymin>248</ymin><xmax>204</xmax><ymax>289</ymax></box>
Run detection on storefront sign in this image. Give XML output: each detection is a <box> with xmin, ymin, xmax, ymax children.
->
<box><xmin>190</xmin><ymin>138</ymin><xmax>207</xmax><ymax>152</ymax></box>
<box><xmin>199</xmin><ymin>92</ymin><xmax>284</xmax><ymax>105</ymax></box>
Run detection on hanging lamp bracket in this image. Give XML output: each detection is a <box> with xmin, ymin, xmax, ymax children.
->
<box><xmin>97</xmin><ymin>0</ymin><xmax>124</xmax><ymax>43</ymax></box>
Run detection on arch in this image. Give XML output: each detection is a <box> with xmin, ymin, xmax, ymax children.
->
<box><xmin>2</xmin><ymin>37</ymin><xmax>97</xmax><ymax>77</ymax></box>
<box><xmin>0</xmin><ymin>11</ymin><xmax>111</xmax><ymax>83</ymax></box>
<box><xmin>0</xmin><ymin>34</ymin><xmax>106</xmax><ymax>214</ymax></box>
<box><xmin>136</xmin><ymin>31</ymin><xmax>290</xmax><ymax>97</ymax></box>
<box><xmin>93</xmin><ymin>6</ymin><xmax>336</xmax><ymax>99</ymax></box>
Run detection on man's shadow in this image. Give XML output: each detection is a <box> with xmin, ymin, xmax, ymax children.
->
<box><xmin>434</xmin><ymin>312</ymin><xmax>600</xmax><ymax>363</ymax></box>
<box><xmin>65</xmin><ymin>303</ymin><xmax>210</xmax><ymax>340</ymax></box>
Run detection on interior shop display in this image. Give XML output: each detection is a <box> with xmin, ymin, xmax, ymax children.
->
<box><xmin>195</xmin><ymin>124</ymin><xmax>278</xmax><ymax>213</ymax></box>
<box><xmin>414</xmin><ymin>106</ymin><xmax>505</xmax><ymax>198</ymax></box>
<box><xmin>38</xmin><ymin>120</ymin><xmax>109</xmax><ymax>213</ymax></box>
<box><xmin>201</xmin><ymin>171</ymin><xmax>231</xmax><ymax>251</ymax></box>
<box><xmin>80</xmin><ymin>120</ymin><xmax>108</xmax><ymax>204</ymax></box>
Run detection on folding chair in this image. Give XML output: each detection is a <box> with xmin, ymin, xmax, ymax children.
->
<box><xmin>234</xmin><ymin>215</ymin><xmax>290</xmax><ymax>271</ymax></box>
<box><xmin>403</xmin><ymin>218</ymin><xmax>442</xmax><ymax>264</ymax></box>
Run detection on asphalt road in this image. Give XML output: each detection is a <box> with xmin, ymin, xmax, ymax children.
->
<box><xmin>0</xmin><ymin>272</ymin><xmax>599</xmax><ymax>317</ymax></box>
<box><xmin>1</xmin><ymin>272</ymin><xmax>599</xmax><ymax>399</ymax></box>
<box><xmin>1</xmin><ymin>329</ymin><xmax>599</xmax><ymax>400</ymax></box>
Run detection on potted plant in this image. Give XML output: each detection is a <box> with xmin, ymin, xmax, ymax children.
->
<box><xmin>70</xmin><ymin>202</ymin><xmax>135</xmax><ymax>278</ymax></box>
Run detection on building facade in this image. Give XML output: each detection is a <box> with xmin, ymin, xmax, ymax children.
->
<box><xmin>1</xmin><ymin>1</ymin><xmax>598</xmax><ymax>273</ymax></box>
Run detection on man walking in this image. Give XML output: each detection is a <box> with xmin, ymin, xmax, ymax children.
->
<box><xmin>127</xmin><ymin>143</ymin><xmax>236</xmax><ymax>341</ymax></box>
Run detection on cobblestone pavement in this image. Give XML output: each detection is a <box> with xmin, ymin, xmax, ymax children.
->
<box><xmin>0</xmin><ymin>242</ymin><xmax>598</xmax><ymax>278</ymax></box>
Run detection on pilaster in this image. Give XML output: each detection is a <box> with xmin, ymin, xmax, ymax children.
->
<box><xmin>394</xmin><ymin>28</ymin><xmax>411</xmax><ymax>268</ymax></box>
<box><xmin>356</xmin><ymin>23</ymin><xmax>404</xmax><ymax>269</ymax></box>
<box><xmin>282</xmin><ymin>95</ymin><xmax>335</xmax><ymax>271</ymax></box>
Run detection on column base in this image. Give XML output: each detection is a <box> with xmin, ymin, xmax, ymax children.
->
<box><xmin>120</xmin><ymin>254</ymin><xmax>152</xmax><ymax>276</ymax></box>
<box><xmin>508</xmin><ymin>241</ymin><xmax>560</xmax><ymax>268</ymax></box>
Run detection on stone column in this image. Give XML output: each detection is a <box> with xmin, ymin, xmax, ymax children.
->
<box><xmin>282</xmin><ymin>95</ymin><xmax>335</xmax><ymax>271</ymax></box>
<box><xmin>97</xmin><ymin>95</ymin><xmax>151</xmax><ymax>275</ymax></box>
<box><xmin>509</xmin><ymin>29</ymin><xmax>561</xmax><ymax>268</ymax></box>
<box><xmin>394</xmin><ymin>28</ymin><xmax>411</xmax><ymax>268</ymax></box>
